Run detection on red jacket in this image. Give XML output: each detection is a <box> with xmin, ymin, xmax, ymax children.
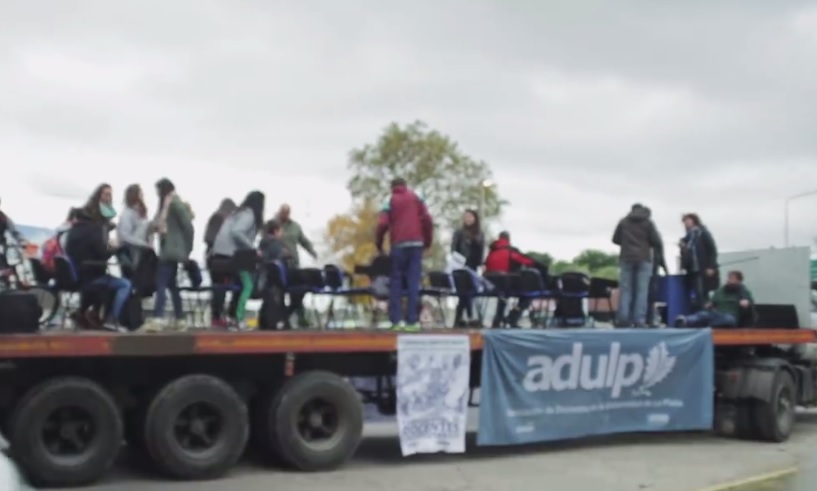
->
<box><xmin>375</xmin><ymin>185</ymin><xmax>433</xmax><ymax>250</ymax></box>
<box><xmin>484</xmin><ymin>238</ymin><xmax>533</xmax><ymax>272</ymax></box>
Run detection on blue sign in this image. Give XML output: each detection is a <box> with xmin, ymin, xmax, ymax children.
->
<box><xmin>477</xmin><ymin>329</ymin><xmax>714</xmax><ymax>446</ymax></box>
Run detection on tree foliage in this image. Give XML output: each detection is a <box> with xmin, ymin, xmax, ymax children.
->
<box><xmin>526</xmin><ymin>249</ymin><xmax>619</xmax><ymax>281</ymax></box>
<box><xmin>324</xmin><ymin>199</ymin><xmax>382</xmax><ymax>276</ymax></box>
<box><xmin>346</xmin><ymin>121</ymin><xmax>505</xmax><ymax>230</ymax></box>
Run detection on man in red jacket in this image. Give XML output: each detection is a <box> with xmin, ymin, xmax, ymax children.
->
<box><xmin>484</xmin><ymin>231</ymin><xmax>534</xmax><ymax>327</ymax></box>
<box><xmin>375</xmin><ymin>178</ymin><xmax>434</xmax><ymax>331</ymax></box>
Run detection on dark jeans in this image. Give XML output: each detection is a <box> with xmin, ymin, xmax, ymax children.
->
<box><xmin>208</xmin><ymin>255</ymin><xmax>236</xmax><ymax>321</ymax></box>
<box><xmin>617</xmin><ymin>260</ymin><xmax>653</xmax><ymax>327</ymax></box>
<box><xmin>684</xmin><ymin>310</ymin><xmax>736</xmax><ymax>328</ymax></box>
<box><xmin>492</xmin><ymin>297</ymin><xmax>531</xmax><ymax>327</ymax></box>
<box><xmin>389</xmin><ymin>246</ymin><xmax>424</xmax><ymax>325</ymax></box>
<box><xmin>153</xmin><ymin>261</ymin><xmax>183</xmax><ymax>320</ymax></box>
<box><xmin>454</xmin><ymin>296</ymin><xmax>474</xmax><ymax>325</ymax></box>
<box><xmin>88</xmin><ymin>275</ymin><xmax>132</xmax><ymax>322</ymax></box>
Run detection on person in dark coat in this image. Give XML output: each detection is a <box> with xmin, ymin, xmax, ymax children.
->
<box><xmin>451</xmin><ymin>209</ymin><xmax>485</xmax><ymax>327</ymax></box>
<box><xmin>679</xmin><ymin>212</ymin><xmax>719</xmax><ymax>310</ymax></box>
<box><xmin>612</xmin><ymin>204</ymin><xmax>662</xmax><ymax>327</ymax></box>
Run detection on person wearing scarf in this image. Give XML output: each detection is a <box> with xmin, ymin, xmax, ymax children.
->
<box><xmin>679</xmin><ymin>213</ymin><xmax>719</xmax><ymax>311</ymax></box>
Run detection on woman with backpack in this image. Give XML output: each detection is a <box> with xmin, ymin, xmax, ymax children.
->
<box><xmin>211</xmin><ymin>191</ymin><xmax>265</xmax><ymax>330</ymax></box>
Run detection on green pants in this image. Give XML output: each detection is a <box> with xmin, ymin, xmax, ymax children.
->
<box><xmin>235</xmin><ymin>271</ymin><xmax>254</xmax><ymax>322</ymax></box>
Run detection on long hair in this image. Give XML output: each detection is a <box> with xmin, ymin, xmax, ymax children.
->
<box><xmin>239</xmin><ymin>191</ymin><xmax>265</xmax><ymax>229</ymax></box>
<box><xmin>84</xmin><ymin>183</ymin><xmax>111</xmax><ymax>222</ymax></box>
<box><xmin>124</xmin><ymin>184</ymin><xmax>147</xmax><ymax>218</ymax></box>
<box><xmin>463</xmin><ymin>208</ymin><xmax>481</xmax><ymax>238</ymax></box>
<box><xmin>156</xmin><ymin>178</ymin><xmax>176</xmax><ymax>211</ymax></box>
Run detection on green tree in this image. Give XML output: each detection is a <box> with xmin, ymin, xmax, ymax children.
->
<box><xmin>593</xmin><ymin>265</ymin><xmax>619</xmax><ymax>281</ymax></box>
<box><xmin>525</xmin><ymin>251</ymin><xmax>553</xmax><ymax>267</ymax></box>
<box><xmin>550</xmin><ymin>260</ymin><xmax>590</xmax><ymax>276</ymax></box>
<box><xmin>347</xmin><ymin>121</ymin><xmax>505</xmax><ymax>230</ymax></box>
<box><xmin>573</xmin><ymin>249</ymin><xmax>618</xmax><ymax>272</ymax></box>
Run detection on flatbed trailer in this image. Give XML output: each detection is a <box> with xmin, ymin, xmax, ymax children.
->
<box><xmin>0</xmin><ymin>327</ymin><xmax>815</xmax><ymax>488</ymax></box>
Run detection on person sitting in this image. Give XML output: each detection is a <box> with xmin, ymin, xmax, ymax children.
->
<box><xmin>65</xmin><ymin>208</ymin><xmax>133</xmax><ymax>330</ymax></box>
<box><xmin>484</xmin><ymin>231</ymin><xmax>534</xmax><ymax>328</ymax></box>
<box><xmin>674</xmin><ymin>270</ymin><xmax>753</xmax><ymax>328</ymax></box>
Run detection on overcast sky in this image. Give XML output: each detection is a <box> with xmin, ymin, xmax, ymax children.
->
<box><xmin>1</xmin><ymin>0</ymin><xmax>816</xmax><ymax>267</ymax></box>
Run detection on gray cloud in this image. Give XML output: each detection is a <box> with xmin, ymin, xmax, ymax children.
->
<box><xmin>1</xmin><ymin>0</ymin><xmax>816</xmax><ymax>257</ymax></box>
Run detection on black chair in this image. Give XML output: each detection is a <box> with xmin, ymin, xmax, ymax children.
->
<box><xmin>286</xmin><ymin>267</ymin><xmax>326</xmax><ymax>328</ymax></box>
<box><xmin>754</xmin><ymin>304</ymin><xmax>799</xmax><ymax>329</ymax></box>
<box><xmin>52</xmin><ymin>256</ymin><xmax>108</xmax><ymax>329</ymax></box>
<box><xmin>27</xmin><ymin>258</ymin><xmax>52</xmax><ymax>287</ymax></box>
<box><xmin>423</xmin><ymin>271</ymin><xmax>453</xmax><ymax>327</ymax></box>
<box><xmin>553</xmin><ymin>272</ymin><xmax>591</xmax><ymax>327</ymax></box>
<box><xmin>588</xmin><ymin>277</ymin><xmax>618</xmax><ymax>324</ymax></box>
<box><xmin>323</xmin><ymin>264</ymin><xmax>368</xmax><ymax>328</ymax></box>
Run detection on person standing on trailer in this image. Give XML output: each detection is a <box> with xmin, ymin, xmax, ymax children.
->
<box><xmin>451</xmin><ymin>209</ymin><xmax>485</xmax><ymax>327</ymax></box>
<box><xmin>275</xmin><ymin>203</ymin><xmax>318</xmax><ymax>327</ymax></box>
<box><xmin>211</xmin><ymin>191</ymin><xmax>265</xmax><ymax>330</ymax></box>
<box><xmin>679</xmin><ymin>212</ymin><xmax>719</xmax><ymax>311</ymax></box>
<box><xmin>141</xmin><ymin>178</ymin><xmax>194</xmax><ymax>332</ymax></box>
<box><xmin>204</xmin><ymin>198</ymin><xmax>238</xmax><ymax>328</ymax></box>
<box><xmin>612</xmin><ymin>203</ymin><xmax>662</xmax><ymax>327</ymax></box>
<box><xmin>117</xmin><ymin>184</ymin><xmax>154</xmax><ymax>274</ymax></box>
<box><xmin>375</xmin><ymin>177</ymin><xmax>434</xmax><ymax>332</ymax></box>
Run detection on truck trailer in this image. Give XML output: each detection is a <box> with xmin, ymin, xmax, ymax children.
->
<box><xmin>0</xmin><ymin>327</ymin><xmax>814</xmax><ymax>488</ymax></box>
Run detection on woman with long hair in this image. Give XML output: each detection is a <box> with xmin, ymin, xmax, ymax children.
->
<box><xmin>451</xmin><ymin>209</ymin><xmax>485</xmax><ymax>327</ymax></box>
<box><xmin>141</xmin><ymin>178</ymin><xmax>195</xmax><ymax>332</ymax></box>
<box><xmin>83</xmin><ymin>183</ymin><xmax>117</xmax><ymax>233</ymax></box>
<box><xmin>117</xmin><ymin>184</ymin><xmax>152</xmax><ymax>273</ymax></box>
<box><xmin>204</xmin><ymin>198</ymin><xmax>238</xmax><ymax>328</ymax></box>
<box><xmin>211</xmin><ymin>190</ymin><xmax>265</xmax><ymax>330</ymax></box>
<box><xmin>679</xmin><ymin>212</ymin><xmax>719</xmax><ymax>310</ymax></box>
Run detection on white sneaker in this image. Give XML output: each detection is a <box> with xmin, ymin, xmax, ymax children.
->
<box><xmin>138</xmin><ymin>318</ymin><xmax>168</xmax><ymax>333</ymax></box>
<box><xmin>172</xmin><ymin>319</ymin><xmax>189</xmax><ymax>332</ymax></box>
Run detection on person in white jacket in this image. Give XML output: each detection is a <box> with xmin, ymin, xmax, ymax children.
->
<box><xmin>117</xmin><ymin>184</ymin><xmax>153</xmax><ymax>272</ymax></box>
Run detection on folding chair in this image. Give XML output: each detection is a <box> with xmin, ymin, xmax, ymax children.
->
<box><xmin>588</xmin><ymin>277</ymin><xmax>618</xmax><ymax>325</ymax></box>
<box><xmin>178</xmin><ymin>259</ymin><xmax>218</xmax><ymax>327</ymax></box>
<box><xmin>511</xmin><ymin>268</ymin><xmax>556</xmax><ymax>328</ymax></box>
<box><xmin>286</xmin><ymin>267</ymin><xmax>326</xmax><ymax>328</ymax></box>
<box><xmin>423</xmin><ymin>271</ymin><xmax>453</xmax><ymax>327</ymax></box>
<box><xmin>553</xmin><ymin>272</ymin><xmax>591</xmax><ymax>327</ymax></box>
<box><xmin>323</xmin><ymin>265</ymin><xmax>369</xmax><ymax>328</ymax></box>
<box><xmin>52</xmin><ymin>256</ymin><xmax>107</xmax><ymax>329</ymax></box>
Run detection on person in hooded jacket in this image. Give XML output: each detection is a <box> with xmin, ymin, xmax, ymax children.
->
<box><xmin>65</xmin><ymin>208</ymin><xmax>132</xmax><ymax>330</ymax></box>
<box><xmin>484</xmin><ymin>231</ymin><xmax>534</xmax><ymax>327</ymax></box>
<box><xmin>211</xmin><ymin>191</ymin><xmax>265</xmax><ymax>330</ymax></box>
<box><xmin>679</xmin><ymin>212</ymin><xmax>719</xmax><ymax>311</ymax></box>
<box><xmin>375</xmin><ymin>177</ymin><xmax>433</xmax><ymax>331</ymax></box>
<box><xmin>612</xmin><ymin>203</ymin><xmax>662</xmax><ymax>327</ymax></box>
<box><xmin>451</xmin><ymin>209</ymin><xmax>485</xmax><ymax>327</ymax></box>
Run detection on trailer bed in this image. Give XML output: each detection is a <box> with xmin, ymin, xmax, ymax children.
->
<box><xmin>0</xmin><ymin>327</ymin><xmax>813</xmax><ymax>358</ymax></box>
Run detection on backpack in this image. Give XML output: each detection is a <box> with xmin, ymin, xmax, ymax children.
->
<box><xmin>41</xmin><ymin>235</ymin><xmax>63</xmax><ymax>274</ymax></box>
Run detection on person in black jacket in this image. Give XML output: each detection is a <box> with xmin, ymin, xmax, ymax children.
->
<box><xmin>451</xmin><ymin>209</ymin><xmax>485</xmax><ymax>327</ymax></box>
<box><xmin>612</xmin><ymin>204</ymin><xmax>662</xmax><ymax>327</ymax></box>
<box><xmin>65</xmin><ymin>209</ymin><xmax>133</xmax><ymax>330</ymax></box>
<box><xmin>680</xmin><ymin>213</ymin><xmax>719</xmax><ymax>310</ymax></box>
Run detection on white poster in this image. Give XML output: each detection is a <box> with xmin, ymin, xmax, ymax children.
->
<box><xmin>396</xmin><ymin>335</ymin><xmax>471</xmax><ymax>456</ymax></box>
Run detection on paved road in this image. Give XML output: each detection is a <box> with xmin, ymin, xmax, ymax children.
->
<box><xmin>71</xmin><ymin>410</ymin><xmax>817</xmax><ymax>491</ymax></box>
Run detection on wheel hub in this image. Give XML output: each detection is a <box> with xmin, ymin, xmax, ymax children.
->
<box><xmin>174</xmin><ymin>402</ymin><xmax>222</xmax><ymax>451</ymax></box>
<box><xmin>42</xmin><ymin>406</ymin><xmax>95</xmax><ymax>457</ymax></box>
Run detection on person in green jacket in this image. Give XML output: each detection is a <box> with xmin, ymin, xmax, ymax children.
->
<box><xmin>276</xmin><ymin>204</ymin><xmax>317</xmax><ymax>327</ymax></box>
<box><xmin>674</xmin><ymin>270</ymin><xmax>753</xmax><ymax>328</ymax></box>
<box><xmin>142</xmin><ymin>178</ymin><xmax>195</xmax><ymax>332</ymax></box>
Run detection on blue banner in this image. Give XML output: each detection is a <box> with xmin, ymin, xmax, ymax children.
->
<box><xmin>477</xmin><ymin>329</ymin><xmax>714</xmax><ymax>446</ymax></box>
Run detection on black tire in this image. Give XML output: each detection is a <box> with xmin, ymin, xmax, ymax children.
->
<box><xmin>753</xmin><ymin>369</ymin><xmax>796</xmax><ymax>442</ymax></box>
<box><xmin>143</xmin><ymin>374</ymin><xmax>249</xmax><ymax>480</ymax></box>
<box><xmin>263</xmin><ymin>371</ymin><xmax>363</xmax><ymax>471</ymax></box>
<box><xmin>8</xmin><ymin>377</ymin><xmax>123</xmax><ymax>487</ymax></box>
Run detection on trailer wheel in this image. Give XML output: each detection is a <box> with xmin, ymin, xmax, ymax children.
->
<box><xmin>264</xmin><ymin>371</ymin><xmax>363</xmax><ymax>471</ymax></box>
<box><xmin>8</xmin><ymin>377</ymin><xmax>122</xmax><ymax>487</ymax></box>
<box><xmin>753</xmin><ymin>369</ymin><xmax>796</xmax><ymax>442</ymax></box>
<box><xmin>143</xmin><ymin>374</ymin><xmax>249</xmax><ymax>480</ymax></box>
